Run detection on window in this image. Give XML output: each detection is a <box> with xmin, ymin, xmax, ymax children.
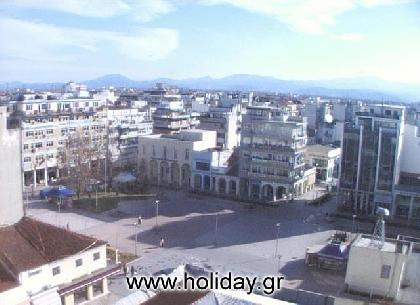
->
<box><xmin>26</xmin><ymin>104</ymin><xmax>32</xmax><ymax>111</ymax></box>
<box><xmin>28</xmin><ymin>269</ymin><xmax>42</xmax><ymax>277</ymax></box>
<box><xmin>23</xmin><ymin>144</ymin><xmax>29</xmax><ymax>150</ymax></box>
<box><xmin>93</xmin><ymin>252</ymin><xmax>100</xmax><ymax>261</ymax></box>
<box><xmin>75</xmin><ymin>258</ymin><xmax>83</xmax><ymax>267</ymax></box>
<box><xmin>24</xmin><ymin>157</ymin><xmax>31</xmax><ymax>163</ymax></box>
<box><xmin>380</xmin><ymin>264</ymin><xmax>391</xmax><ymax>279</ymax></box>
<box><xmin>174</xmin><ymin>148</ymin><xmax>177</xmax><ymax>159</ymax></box>
<box><xmin>185</xmin><ymin>149</ymin><xmax>190</xmax><ymax>160</ymax></box>
<box><xmin>26</xmin><ymin>131</ymin><xmax>33</xmax><ymax>137</ymax></box>
<box><xmin>163</xmin><ymin>146</ymin><xmax>167</xmax><ymax>159</ymax></box>
<box><xmin>152</xmin><ymin>145</ymin><xmax>156</xmax><ymax>156</ymax></box>
<box><xmin>47</xmin><ymin>141</ymin><xmax>53</xmax><ymax>147</ymax></box>
<box><xmin>47</xmin><ymin>129</ymin><xmax>53</xmax><ymax>134</ymax></box>
<box><xmin>196</xmin><ymin>162</ymin><xmax>210</xmax><ymax>171</ymax></box>
<box><xmin>52</xmin><ymin>266</ymin><xmax>60</xmax><ymax>276</ymax></box>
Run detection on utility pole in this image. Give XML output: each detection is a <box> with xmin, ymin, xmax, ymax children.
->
<box><xmin>274</xmin><ymin>222</ymin><xmax>281</xmax><ymax>258</ymax></box>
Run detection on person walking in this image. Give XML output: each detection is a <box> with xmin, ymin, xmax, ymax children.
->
<box><xmin>138</xmin><ymin>215</ymin><xmax>142</xmax><ymax>225</ymax></box>
<box><xmin>160</xmin><ymin>237</ymin><xmax>165</xmax><ymax>247</ymax></box>
<box><xmin>130</xmin><ymin>265</ymin><xmax>135</xmax><ymax>277</ymax></box>
<box><xmin>123</xmin><ymin>263</ymin><xmax>128</xmax><ymax>276</ymax></box>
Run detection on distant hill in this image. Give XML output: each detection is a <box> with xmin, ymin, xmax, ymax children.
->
<box><xmin>1</xmin><ymin>74</ymin><xmax>419</xmax><ymax>102</ymax></box>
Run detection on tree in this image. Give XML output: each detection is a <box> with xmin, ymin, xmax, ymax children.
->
<box><xmin>57</xmin><ymin>131</ymin><xmax>107</xmax><ymax>198</ymax></box>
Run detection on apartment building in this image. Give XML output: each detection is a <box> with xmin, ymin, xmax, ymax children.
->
<box><xmin>239</xmin><ymin>106</ymin><xmax>315</xmax><ymax>202</ymax></box>
<box><xmin>337</xmin><ymin>104</ymin><xmax>405</xmax><ymax>217</ymax></box>
<box><xmin>107</xmin><ymin>106</ymin><xmax>153</xmax><ymax>171</ymax></box>
<box><xmin>305</xmin><ymin>144</ymin><xmax>341</xmax><ymax>185</ymax></box>
<box><xmin>152</xmin><ymin>107</ymin><xmax>199</xmax><ymax>135</ymax></box>
<box><xmin>15</xmin><ymin>97</ymin><xmax>108</xmax><ymax>188</ymax></box>
<box><xmin>198</xmin><ymin>102</ymin><xmax>241</xmax><ymax>150</ymax></box>
<box><xmin>137</xmin><ymin>129</ymin><xmax>217</xmax><ymax>188</ymax></box>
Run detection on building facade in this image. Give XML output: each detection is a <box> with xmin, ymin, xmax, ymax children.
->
<box><xmin>0</xmin><ymin>106</ymin><xmax>24</xmax><ymax>225</ymax></box>
<box><xmin>239</xmin><ymin>106</ymin><xmax>315</xmax><ymax>202</ymax></box>
<box><xmin>337</xmin><ymin>104</ymin><xmax>405</xmax><ymax>216</ymax></box>
<box><xmin>137</xmin><ymin>130</ymin><xmax>217</xmax><ymax>188</ymax></box>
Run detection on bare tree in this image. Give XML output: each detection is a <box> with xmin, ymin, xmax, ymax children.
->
<box><xmin>57</xmin><ymin>131</ymin><xmax>106</xmax><ymax>198</ymax></box>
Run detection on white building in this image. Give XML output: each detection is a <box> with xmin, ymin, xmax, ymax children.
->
<box><xmin>0</xmin><ymin>217</ymin><xmax>118</xmax><ymax>305</ymax></box>
<box><xmin>191</xmin><ymin>148</ymin><xmax>240</xmax><ymax>197</ymax></box>
<box><xmin>198</xmin><ymin>103</ymin><xmax>242</xmax><ymax>150</ymax></box>
<box><xmin>305</xmin><ymin>144</ymin><xmax>341</xmax><ymax>185</ymax></box>
<box><xmin>137</xmin><ymin>129</ymin><xmax>217</xmax><ymax>188</ymax></box>
<box><xmin>0</xmin><ymin>106</ymin><xmax>24</xmax><ymax>225</ymax></box>
<box><xmin>345</xmin><ymin>234</ymin><xmax>420</xmax><ymax>304</ymax></box>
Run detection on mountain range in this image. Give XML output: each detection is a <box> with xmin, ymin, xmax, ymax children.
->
<box><xmin>1</xmin><ymin>74</ymin><xmax>419</xmax><ymax>103</ymax></box>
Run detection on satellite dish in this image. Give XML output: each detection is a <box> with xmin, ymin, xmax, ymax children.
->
<box><xmin>376</xmin><ymin>207</ymin><xmax>390</xmax><ymax>216</ymax></box>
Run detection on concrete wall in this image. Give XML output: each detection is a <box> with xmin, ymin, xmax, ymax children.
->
<box><xmin>345</xmin><ymin>244</ymin><xmax>407</xmax><ymax>298</ymax></box>
<box><xmin>400</xmin><ymin>124</ymin><xmax>420</xmax><ymax>174</ymax></box>
<box><xmin>19</xmin><ymin>245</ymin><xmax>107</xmax><ymax>295</ymax></box>
<box><xmin>0</xmin><ymin>106</ymin><xmax>24</xmax><ymax>225</ymax></box>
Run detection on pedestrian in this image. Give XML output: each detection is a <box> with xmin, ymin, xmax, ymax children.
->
<box><xmin>123</xmin><ymin>263</ymin><xmax>128</xmax><ymax>276</ymax></box>
<box><xmin>138</xmin><ymin>215</ymin><xmax>142</xmax><ymax>225</ymax></box>
<box><xmin>130</xmin><ymin>265</ymin><xmax>135</xmax><ymax>277</ymax></box>
<box><xmin>66</xmin><ymin>222</ymin><xmax>70</xmax><ymax>230</ymax></box>
<box><xmin>160</xmin><ymin>237</ymin><xmax>165</xmax><ymax>247</ymax></box>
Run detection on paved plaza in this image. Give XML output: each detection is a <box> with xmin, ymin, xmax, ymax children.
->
<box><xmin>26</xmin><ymin>187</ymin><xmax>420</xmax><ymax>304</ymax></box>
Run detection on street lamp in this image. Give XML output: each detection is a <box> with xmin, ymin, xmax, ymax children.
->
<box><xmin>274</xmin><ymin>222</ymin><xmax>281</xmax><ymax>258</ymax></box>
<box><xmin>214</xmin><ymin>212</ymin><xmax>219</xmax><ymax>245</ymax></box>
<box><xmin>155</xmin><ymin>200</ymin><xmax>160</xmax><ymax>228</ymax></box>
<box><xmin>133</xmin><ymin>222</ymin><xmax>139</xmax><ymax>255</ymax></box>
<box><xmin>352</xmin><ymin>214</ymin><xmax>357</xmax><ymax>233</ymax></box>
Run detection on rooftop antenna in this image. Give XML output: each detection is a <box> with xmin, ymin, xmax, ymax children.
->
<box><xmin>371</xmin><ymin>207</ymin><xmax>389</xmax><ymax>249</ymax></box>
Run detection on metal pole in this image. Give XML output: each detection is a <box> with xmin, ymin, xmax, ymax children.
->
<box><xmin>95</xmin><ymin>187</ymin><xmax>98</xmax><ymax>212</ymax></box>
<box><xmin>134</xmin><ymin>223</ymin><xmax>138</xmax><ymax>255</ymax></box>
<box><xmin>214</xmin><ymin>212</ymin><xmax>219</xmax><ymax>245</ymax></box>
<box><xmin>58</xmin><ymin>198</ymin><xmax>61</xmax><ymax>227</ymax></box>
<box><xmin>104</xmin><ymin>151</ymin><xmax>107</xmax><ymax>194</ymax></box>
<box><xmin>155</xmin><ymin>200</ymin><xmax>160</xmax><ymax>228</ymax></box>
<box><xmin>274</xmin><ymin>223</ymin><xmax>281</xmax><ymax>258</ymax></box>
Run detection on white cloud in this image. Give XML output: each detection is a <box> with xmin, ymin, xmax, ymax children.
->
<box><xmin>1</xmin><ymin>0</ymin><xmax>173</xmax><ymax>22</ymax></box>
<box><xmin>334</xmin><ymin>33</ymin><xmax>365</xmax><ymax>41</ymax></box>
<box><xmin>201</xmin><ymin>0</ymin><xmax>415</xmax><ymax>33</ymax></box>
<box><xmin>0</xmin><ymin>18</ymin><xmax>178</xmax><ymax>62</ymax></box>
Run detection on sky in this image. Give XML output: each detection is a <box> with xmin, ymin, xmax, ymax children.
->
<box><xmin>0</xmin><ymin>0</ymin><xmax>420</xmax><ymax>84</ymax></box>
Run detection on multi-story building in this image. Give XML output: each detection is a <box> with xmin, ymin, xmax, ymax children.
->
<box><xmin>305</xmin><ymin>144</ymin><xmax>341</xmax><ymax>185</ymax></box>
<box><xmin>137</xmin><ymin>129</ymin><xmax>217</xmax><ymax>188</ymax></box>
<box><xmin>0</xmin><ymin>106</ymin><xmax>24</xmax><ymax>225</ymax></box>
<box><xmin>107</xmin><ymin>106</ymin><xmax>153</xmax><ymax>171</ymax></box>
<box><xmin>14</xmin><ymin>96</ymin><xmax>108</xmax><ymax>188</ymax></box>
<box><xmin>239</xmin><ymin>106</ymin><xmax>315</xmax><ymax>202</ymax></box>
<box><xmin>152</xmin><ymin>107</ymin><xmax>199</xmax><ymax>135</ymax></box>
<box><xmin>337</xmin><ymin>104</ymin><xmax>405</xmax><ymax>216</ymax></box>
<box><xmin>198</xmin><ymin>102</ymin><xmax>241</xmax><ymax>150</ymax></box>
<box><xmin>393</xmin><ymin>106</ymin><xmax>420</xmax><ymax>221</ymax></box>
<box><xmin>190</xmin><ymin>148</ymin><xmax>240</xmax><ymax>197</ymax></box>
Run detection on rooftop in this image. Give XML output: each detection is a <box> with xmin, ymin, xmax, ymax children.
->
<box><xmin>141</xmin><ymin>290</ymin><xmax>210</xmax><ymax>305</ymax></box>
<box><xmin>0</xmin><ymin>217</ymin><xmax>106</xmax><ymax>273</ymax></box>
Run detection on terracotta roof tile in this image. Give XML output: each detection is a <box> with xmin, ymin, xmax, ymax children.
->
<box><xmin>0</xmin><ymin>217</ymin><xmax>106</xmax><ymax>274</ymax></box>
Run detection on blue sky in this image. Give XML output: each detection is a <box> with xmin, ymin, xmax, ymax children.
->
<box><xmin>0</xmin><ymin>0</ymin><xmax>419</xmax><ymax>83</ymax></box>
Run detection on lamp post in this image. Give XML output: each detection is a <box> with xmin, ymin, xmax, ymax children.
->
<box><xmin>133</xmin><ymin>222</ymin><xmax>139</xmax><ymax>255</ymax></box>
<box><xmin>352</xmin><ymin>214</ymin><xmax>357</xmax><ymax>233</ymax></box>
<box><xmin>214</xmin><ymin>212</ymin><xmax>219</xmax><ymax>245</ymax></box>
<box><xmin>274</xmin><ymin>222</ymin><xmax>281</xmax><ymax>258</ymax></box>
<box><xmin>155</xmin><ymin>200</ymin><xmax>160</xmax><ymax>228</ymax></box>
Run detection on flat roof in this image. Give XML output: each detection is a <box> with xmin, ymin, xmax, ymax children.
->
<box><xmin>354</xmin><ymin>237</ymin><xmax>396</xmax><ymax>252</ymax></box>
